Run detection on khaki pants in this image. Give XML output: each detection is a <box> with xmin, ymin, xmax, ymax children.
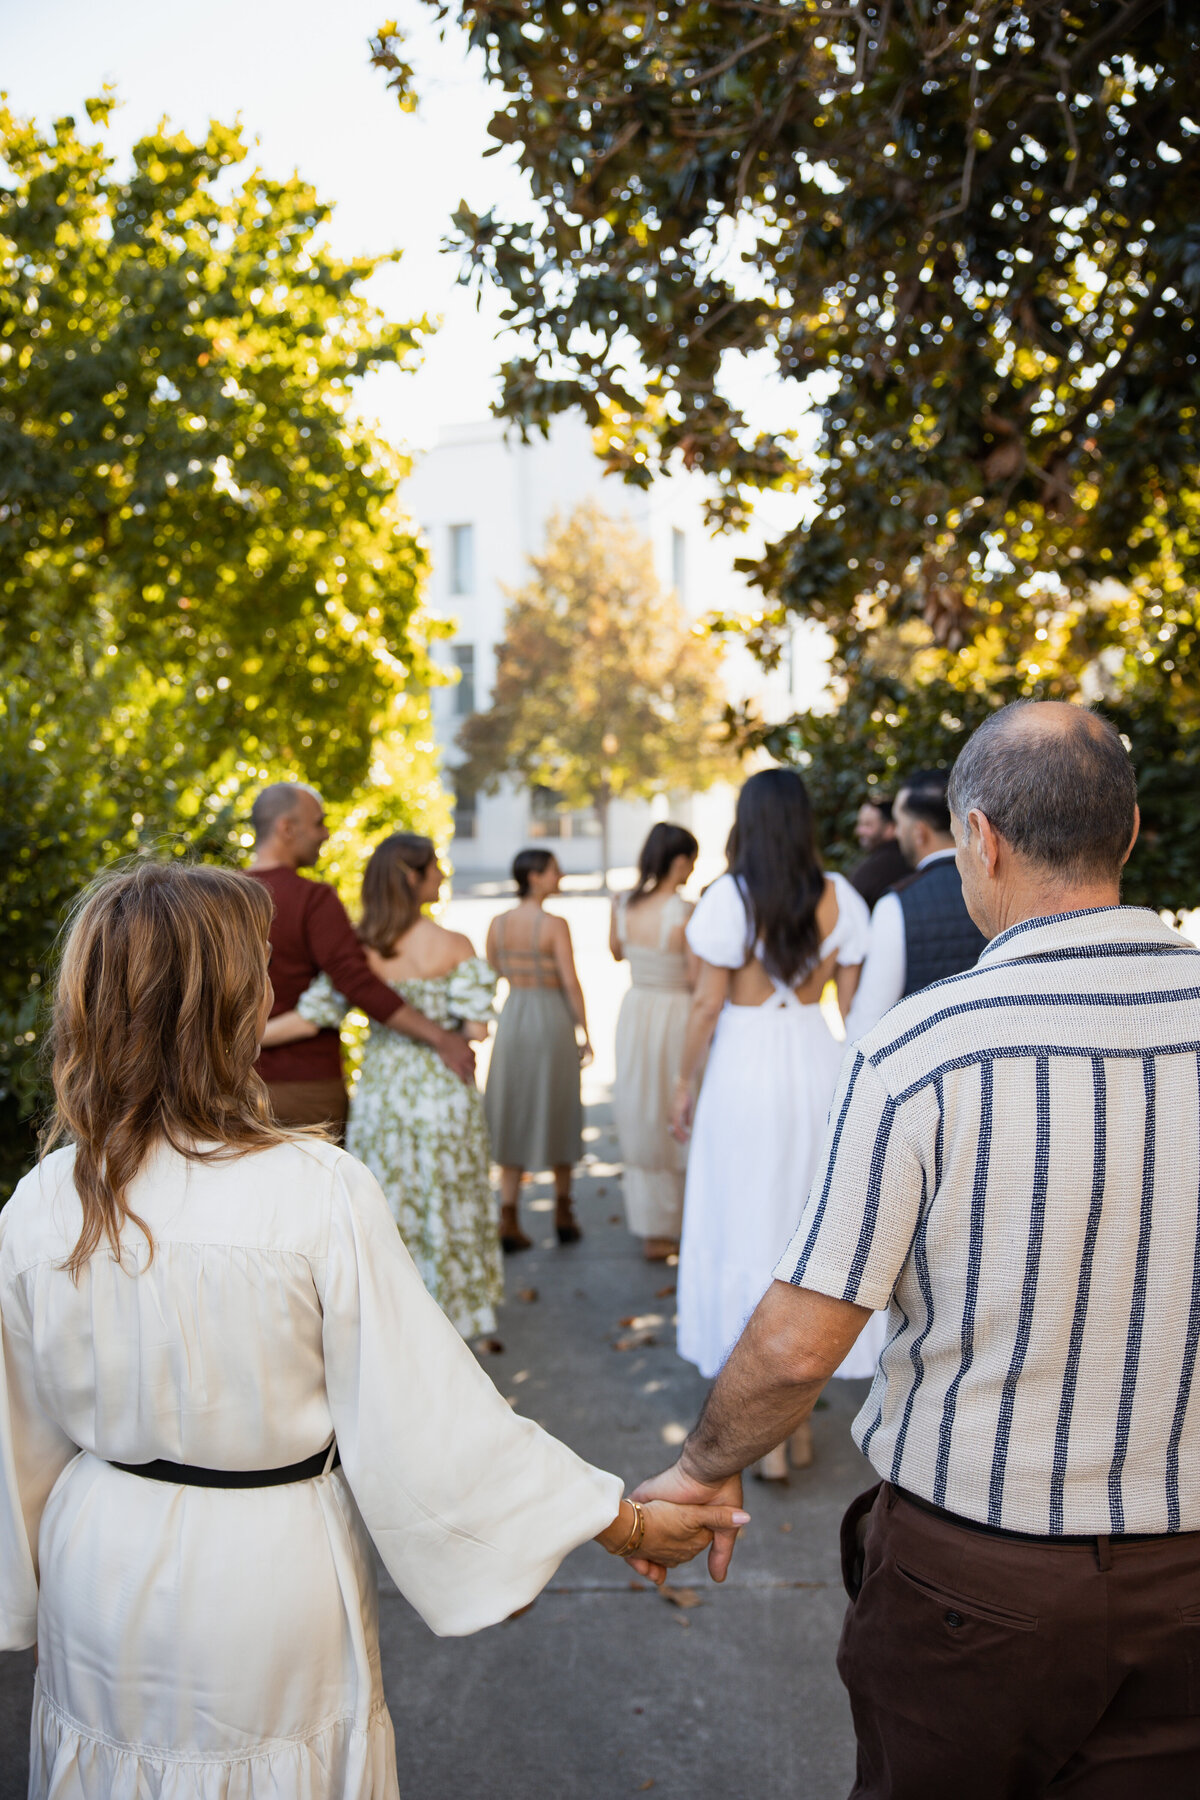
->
<box><xmin>839</xmin><ymin>1480</ymin><xmax>1200</xmax><ymax>1798</ymax></box>
<box><xmin>265</xmin><ymin>1080</ymin><xmax>348</xmax><ymax>1145</ymax></box>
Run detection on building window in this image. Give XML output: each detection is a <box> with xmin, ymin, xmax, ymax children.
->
<box><xmin>528</xmin><ymin>785</ymin><xmax>601</xmax><ymax>840</ymax></box>
<box><xmin>451</xmin><ymin>643</ymin><xmax>476</xmax><ymax>716</ymax></box>
<box><xmin>671</xmin><ymin>527</ymin><xmax>686</xmax><ymax>600</ymax></box>
<box><xmin>453</xmin><ymin>777</ymin><xmax>477</xmax><ymax>840</ymax></box>
<box><xmin>448</xmin><ymin>522</ymin><xmax>474</xmax><ymax>596</ymax></box>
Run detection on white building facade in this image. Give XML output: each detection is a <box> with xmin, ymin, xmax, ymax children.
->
<box><xmin>405</xmin><ymin>414</ymin><xmax>821</xmax><ymax>876</ymax></box>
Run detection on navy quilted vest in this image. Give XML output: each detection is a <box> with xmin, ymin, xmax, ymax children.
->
<box><xmin>898</xmin><ymin>856</ymin><xmax>987</xmax><ymax>997</ymax></box>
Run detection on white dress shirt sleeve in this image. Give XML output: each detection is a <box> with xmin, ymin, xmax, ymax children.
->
<box><xmin>844</xmin><ymin>891</ymin><xmax>907</xmax><ymax>1043</ymax></box>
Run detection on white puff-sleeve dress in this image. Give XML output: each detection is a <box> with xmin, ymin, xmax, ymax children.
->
<box><xmin>0</xmin><ymin>1138</ymin><xmax>621</xmax><ymax>1798</ymax></box>
<box><xmin>677</xmin><ymin>870</ymin><xmax>880</xmax><ymax>1380</ymax></box>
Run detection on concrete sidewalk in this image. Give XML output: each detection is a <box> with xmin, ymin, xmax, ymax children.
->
<box><xmin>0</xmin><ymin>1110</ymin><xmax>868</xmax><ymax>1797</ymax></box>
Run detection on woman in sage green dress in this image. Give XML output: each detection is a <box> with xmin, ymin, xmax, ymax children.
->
<box><xmin>263</xmin><ymin>833</ymin><xmax>504</xmax><ymax>1344</ymax></box>
<box><xmin>485</xmin><ymin>849</ymin><xmax>592</xmax><ymax>1253</ymax></box>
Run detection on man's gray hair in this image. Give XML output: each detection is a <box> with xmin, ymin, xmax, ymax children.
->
<box><xmin>249</xmin><ymin>782</ymin><xmax>319</xmax><ymax>844</ymax></box>
<box><xmin>947</xmin><ymin>703</ymin><xmax>1137</xmax><ymax>880</ymax></box>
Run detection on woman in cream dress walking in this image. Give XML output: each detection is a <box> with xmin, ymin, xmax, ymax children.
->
<box><xmin>0</xmin><ymin>862</ymin><xmax>747</xmax><ymax>1799</ymax></box>
<box><xmin>610</xmin><ymin>823</ymin><xmax>698</xmax><ymax>1261</ymax></box>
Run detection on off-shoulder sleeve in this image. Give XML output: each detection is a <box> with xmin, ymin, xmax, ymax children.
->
<box><xmin>828</xmin><ymin>872</ymin><xmax>873</xmax><ymax>968</ymax></box>
<box><xmin>0</xmin><ymin>1202</ymin><xmax>79</xmax><ymax>1650</ymax></box>
<box><xmin>296</xmin><ymin>971</ymin><xmax>350</xmax><ymax>1031</ymax></box>
<box><xmin>444</xmin><ymin>956</ymin><xmax>498</xmax><ymax>1025</ymax></box>
<box><xmin>320</xmin><ymin>1153</ymin><xmax>622</xmax><ymax>1637</ymax></box>
<box><xmin>685</xmin><ymin>874</ymin><xmax>751</xmax><ymax>969</ymax></box>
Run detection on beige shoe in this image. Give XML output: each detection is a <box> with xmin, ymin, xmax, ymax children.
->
<box><xmin>753</xmin><ymin>1443</ymin><xmax>789</xmax><ymax>1483</ymax></box>
<box><xmin>789</xmin><ymin>1420</ymin><xmax>815</xmax><ymax>1469</ymax></box>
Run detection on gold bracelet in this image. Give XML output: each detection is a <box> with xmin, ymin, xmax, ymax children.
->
<box><xmin>608</xmin><ymin>1498</ymin><xmax>646</xmax><ymax>1558</ymax></box>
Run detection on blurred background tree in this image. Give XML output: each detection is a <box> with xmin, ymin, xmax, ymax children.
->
<box><xmin>0</xmin><ymin>98</ymin><xmax>450</xmax><ymax>1192</ymax></box>
<box><xmin>384</xmin><ymin>1</ymin><xmax>1200</xmax><ymax>898</ymax></box>
<box><xmin>458</xmin><ymin>501</ymin><xmax>734</xmax><ymax>883</ymax></box>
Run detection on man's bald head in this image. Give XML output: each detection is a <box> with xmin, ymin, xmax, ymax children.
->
<box><xmin>948</xmin><ymin>702</ymin><xmax>1137</xmax><ymax>883</ymax></box>
<box><xmin>249</xmin><ymin>783</ymin><xmax>322</xmax><ymax>844</ymax></box>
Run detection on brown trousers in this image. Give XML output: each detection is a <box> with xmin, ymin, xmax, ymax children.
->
<box><xmin>264</xmin><ymin>1079</ymin><xmax>348</xmax><ymax>1145</ymax></box>
<box><xmin>838</xmin><ymin>1482</ymin><xmax>1200</xmax><ymax>1799</ymax></box>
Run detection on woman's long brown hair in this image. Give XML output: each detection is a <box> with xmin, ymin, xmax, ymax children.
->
<box><xmin>357</xmin><ymin>832</ymin><xmax>435</xmax><ymax>953</ymax></box>
<box><xmin>43</xmin><ymin>861</ymin><xmax>298</xmax><ymax>1279</ymax></box>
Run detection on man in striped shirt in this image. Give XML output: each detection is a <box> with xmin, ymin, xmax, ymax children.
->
<box><xmin>638</xmin><ymin>702</ymin><xmax>1200</xmax><ymax>1796</ymax></box>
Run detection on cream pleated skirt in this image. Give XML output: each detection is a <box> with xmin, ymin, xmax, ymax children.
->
<box><xmin>31</xmin><ymin>1452</ymin><xmax>397</xmax><ymax>1799</ymax></box>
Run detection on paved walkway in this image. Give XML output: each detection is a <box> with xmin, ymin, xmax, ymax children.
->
<box><xmin>0</xmin><ymin>886</ymin><xmax>869</xmax><ymax>1798</ymax></box>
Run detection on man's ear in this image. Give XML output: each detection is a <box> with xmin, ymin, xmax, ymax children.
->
<box><xmin>1122</xmin><ymin>804</ymin><xmax>1141</xmax><ymax>866</ymax></box>
<box><xmin>969</xmin><ymin>809</ymin><xmax>1001</xmax><ymax>877</ymax></box>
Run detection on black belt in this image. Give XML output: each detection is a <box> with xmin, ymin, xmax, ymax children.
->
<box><xmin>894</xmin><ymin>1484</ymin><xmax>1175</xmax><ymax>1548</ymax></box>
<box><xmin>109</xmin><ymin>1444</ymin><xmax>340</xmax><ymax>1489</ymax></box>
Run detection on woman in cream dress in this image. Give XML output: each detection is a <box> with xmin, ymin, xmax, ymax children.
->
<box><xmin>669</xmin><ymin>770</ymin><xmax>884</xmax><ymax>1478</ymax></box>
<box><xmin>610</xmin><ymin>823</ymin><xmax>698</xmax><ymax>1261</ymax></box>
<box><xmin>0</xmin><ymin>862</ymin><xmax>747</xmax><ymax>1799</ymax></box>
<box><xmin>264</xmin><ymin>833</ymin><xmax>505</xmax><ymax>1345</ymax></box>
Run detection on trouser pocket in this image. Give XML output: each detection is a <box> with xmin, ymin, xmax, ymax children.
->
<box><xmin>840</xmin><ymin>1481</ymin><xmax>883</xmax><ymax>1601</ymax></box>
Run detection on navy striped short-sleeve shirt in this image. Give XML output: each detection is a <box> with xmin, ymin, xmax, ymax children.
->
<box><xmin>774</xmin><ymin>906</ymin><xmax>1200</xmax><ymax>1536</ymax></box>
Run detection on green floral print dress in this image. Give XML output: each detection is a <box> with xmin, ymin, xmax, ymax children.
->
<box><xmin>297</xmin><ymin>956</ymin><xmax>504</xmax><ymax>1340</ymax></box>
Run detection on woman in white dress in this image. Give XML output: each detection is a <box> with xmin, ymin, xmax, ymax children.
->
<box><xmin>668</xmin><ymin>769</ymin><xmax>883</xmax><ymax>1479</ymax></box>
<box><xmin>609</xmin><ymin>823</ymin><xmax>698</xmax><ymax>1261</ymax></box>
<box><xmin>0</xmin><ymin>862</ymin><xmax>748</xmax><ymax>1798</ymax></box>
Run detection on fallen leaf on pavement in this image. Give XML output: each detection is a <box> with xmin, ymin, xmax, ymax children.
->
<box><xmin>661</xmin><ymin>1587</ymin><xmax>703</xmax><ymax>1609</ymax></box>
<box><xmin>597</xmin><ymin>1185</ymin><xmax>608</xmax><ymax>1197</ymax></box>
<box><xmin>654</xmin><ymin>1284</ymin><xmax>676</xmax><ymax>1299</ymax></box>
<box><xmin>780</xmin><ymin>1522</ymin><xmax>793</xmax><ymax>1533</ymax></box>
<box><xmin>638</xmin><ymin>1782</ymin><xmax>656</xmax><ymax>1791</ymax></box>
<box><xmin>608</xmin><ymin>1214</ymin><xmax>621</xmax><ymax>1224</ymax></box>
<box><xmin>517</xmin><ymin>1287</ymin><xmax>538</xmax><ymax>1304</ymax></box>
<box><xmin>614</xmin><ymin>1331</ymin><xmax>659</xmax><ymax>1351</ymax></box>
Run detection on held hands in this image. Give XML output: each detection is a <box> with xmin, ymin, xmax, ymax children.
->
<box><xmin>631</xmin><ymin>1462</ymin><xmax>746</xmax><ymax>1583</ymax></box>
<box><xmin>598</xmin><ymin>1494</ymin><xmax>750</xmax><ymax>1588</ymax></box>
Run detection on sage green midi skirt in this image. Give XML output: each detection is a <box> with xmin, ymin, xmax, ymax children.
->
<box><xmin>485</xmin><ymin>987</ymin><xmax>583</xmax><ymax>1169</ymax></box>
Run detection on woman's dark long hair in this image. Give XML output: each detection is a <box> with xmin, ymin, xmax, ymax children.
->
<box><xmin>727</xmin><ymin>768</ymin><xmax>824</xmax><ymax>985</ymax></box>
<box><xmin>628</xmin><ymin>822</ymin><xmax>699</xmax><ymax>905</ymax></box>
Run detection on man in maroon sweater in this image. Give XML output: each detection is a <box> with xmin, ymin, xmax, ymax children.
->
<box><xmin>246</xmin><ymin>783</ymin><xmax>473</xmax><ymax>1136</ymax></box>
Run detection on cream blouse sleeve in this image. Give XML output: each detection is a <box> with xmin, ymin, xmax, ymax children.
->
<box><xmin>0</xmin><ymin>1199</ymin><xmax>79</xmax><ymax>1650</ymax></box>
<box><xmin>319</xmin><ymin>1152</ymin><xmax>622</xmax><ymax>1637</ymax></box>
<box><xmin>684</xmin><ymin>874</ymin><xmax>751</xmax><ymax>968</ymax></box>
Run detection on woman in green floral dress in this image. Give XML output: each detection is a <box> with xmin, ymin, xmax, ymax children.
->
<box><xmin>262</xmin><ymin>834</ymin><xmax>504</xmax><ymax>1343</ymax></box>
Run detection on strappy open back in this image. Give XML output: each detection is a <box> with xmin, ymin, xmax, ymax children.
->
<box><xmin>493</xmin><ymin>909</ymin><xmax>561</xmax><ymax>990</ymax></box>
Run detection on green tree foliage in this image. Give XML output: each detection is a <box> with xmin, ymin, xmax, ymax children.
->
<box><xmin>0</xmin><ymin>99</ymin><xmax>449</xmax><ymax>1189</ymax></box>
<box><xmin>457</xmin><ymin>501</ymin><xmax>734</xmax><ymax>877</ymax></box>
<box><xmin>382</xmin><ymin>2</ymin><xmax>1200</xmax><ymax>895</ymax></box>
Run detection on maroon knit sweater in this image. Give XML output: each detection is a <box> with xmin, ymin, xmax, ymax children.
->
<box><xmin>247</xmin><ymin>867</ymin><xmax>402</xmax><ymax>1084</ymax></box>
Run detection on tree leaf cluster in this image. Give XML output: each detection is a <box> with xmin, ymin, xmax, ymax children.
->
<box><xmin>457</xmin><ymin>500</ymin><xmax>735</xmax><ymax>865</ymax></box>
<box><xmin>383</xmin><ymin>2</ymin><xmax>1200</xmax><ymax>860</ymax></box>
<box><xmin>0</xmin><ymin>100</ymin><xmax>449</xmax><ymax>1191</ymax></box>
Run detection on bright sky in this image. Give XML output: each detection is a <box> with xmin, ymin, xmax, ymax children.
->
<box><xmin>1</xmin><ymin>0</ymin><xmax>532</xmax><ymax>451</ymax></box>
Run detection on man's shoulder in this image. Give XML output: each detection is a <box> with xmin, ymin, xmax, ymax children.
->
<box><xmin>858</xmin><ymin>909</ymin><xmax>1200</xmax><ymax>1096</ymax></box>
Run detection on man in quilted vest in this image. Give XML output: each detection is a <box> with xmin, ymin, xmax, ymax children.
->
<box><xmin>845</xmin><ymin>768</ymin><xmax>986</xmax><ymax>1040</ymax></box>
